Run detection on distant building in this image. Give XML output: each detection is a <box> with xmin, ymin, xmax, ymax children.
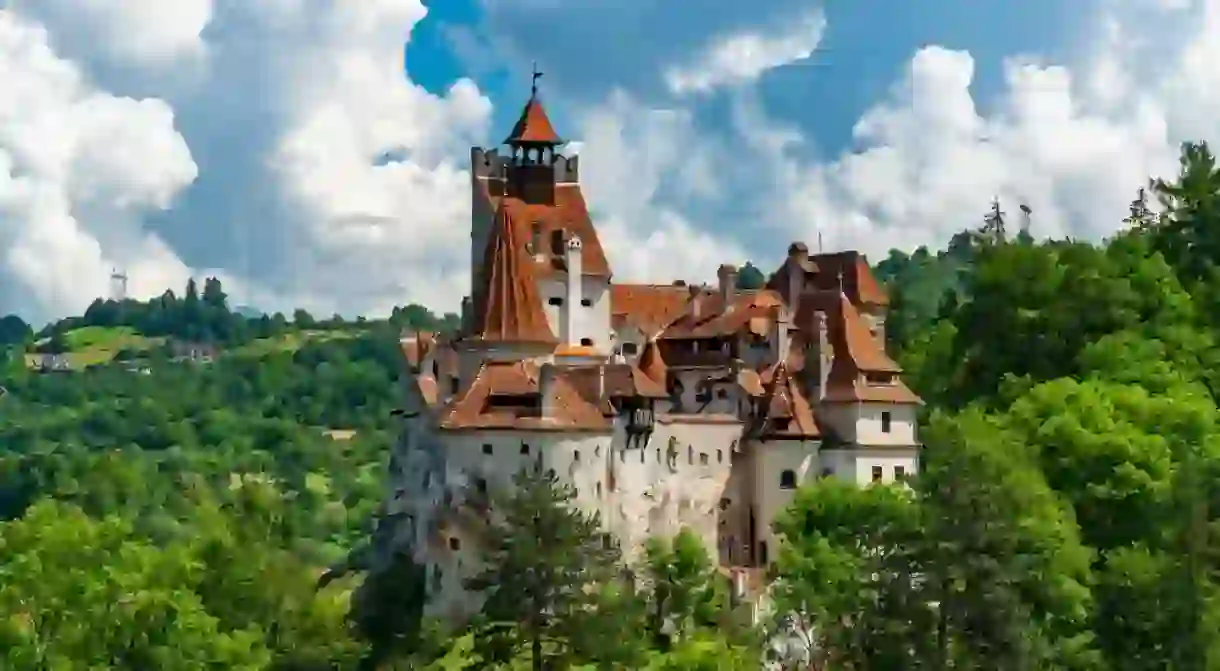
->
<box><xmin>169</xmin><ymin>341</ymin><xmax>218</xmax><ymax>363</ymax></box>
<box><xmin>29</xmin><ymin>353</ymin><xmax>73</xmax><ymax>373</ymax></box>
<box><xmin>381</xmin><ymin>87</ymin><xmax>923</xmax><ymax>622</ymax></box>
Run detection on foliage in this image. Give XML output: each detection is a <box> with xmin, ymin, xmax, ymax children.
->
<box><xmin>17</xmin><ymin>140</ymin><xmax>1220</xmax><ymax>669</ymax></box>
<box><xmin>465</xmin><ymin>466</ymin><xmax>627</xmax><ymax>669</ymax></box>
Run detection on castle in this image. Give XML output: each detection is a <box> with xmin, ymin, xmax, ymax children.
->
<box><xmin>384</xmin><ymin>87</ymin><xmax>923</xmax><ymax>620</ymax></box>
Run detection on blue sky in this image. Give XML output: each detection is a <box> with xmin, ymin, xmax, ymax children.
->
<box><xmin>1</xmin><ymin>0</ymin><xmax>1215</xmax><ymax>321</ymax></box>
<box><xmin>409</xmin><ymin>0</ymin><xmax>1097</xmax><ymax>156</ymax></box>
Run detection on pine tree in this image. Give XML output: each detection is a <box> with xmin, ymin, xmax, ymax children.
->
<box><xmin>466</xmin><ymin>466</ymin><xmax>624</xmax><ymax>670</ymax></box>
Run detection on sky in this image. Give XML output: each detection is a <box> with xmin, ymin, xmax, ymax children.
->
<box><xmin>0</xmin><ymin>0</ymin><xmax>1216</xmax><ymax>323</ymax></box>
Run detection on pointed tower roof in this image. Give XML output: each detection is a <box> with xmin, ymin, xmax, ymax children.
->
<box><xmin>469</xmin><ymin>204</ymin><xmax>557</xmax><ymax>344</ymax></box>
<box><xmin>504</xmin><ymin>96</ymin><xmax>562</xmax><ymax>145</ymax></box>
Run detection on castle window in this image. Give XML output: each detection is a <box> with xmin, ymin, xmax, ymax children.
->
<box><xmin>621</xmin><ymin>342</ymin><xmax>638</xmax><ymax>355</ymax></box>
<box><xmin>548</xmin><ymin>296</ymin><xmax>564</xmax><ymax>306</ymax></box>
<box><xmin>699</xmin><ymin>452</ymin><xmax>709</xmax><ymax>466</ymax></box>
<box><xmin>520</xmin><ymin>443</ymin><xmax>530</xmax><ymax>455</ymax></box>
<box><xmin>596</xmin><ymin>482</ymin><xmax>603</xmax><ymax>498</ymax></box>
<box><xmin>449</xmin><ymin>537</ymin><xmax>461</xmax><ymax>551</ymax></box>
<box><xmin>474</xmin><ymin>477</ymin><xmax>488</xmax><ymax>496</ymax></box>
<box><xmin>688</xmin><ymin>446</ymin><xmax>694</xmax><ymax>465</ymax></box>
<box><xmin>580</xmin><ymin>338</ymin><xmax>593</xmax><ymax>347</ymax></box>
<box><xmin>594</xmin><ymin>445</ymin><xmax>601</xmax><ymax>457</ymax></box>
<box><xmin>482</xmin><ymin>443</ymin><xmax>493</xmax><ymax>455</ymax></box>
<box><xmin>432</xmin><ymin>360</ymin><xmax>439</xmax><ymax>378</ymax></box>
<box><xmin>881</xmin><ymin>411</ymin><xmax>892</xmax><ymax>433</ymax></box>
<box><xmin>450</xmin><ymin>378</ymin><xmax>459</xmax><ymax>395</ymax></box>
<box><xmin>780</xmin><ymin>469</ymin><xmax>797</xmax><ymax>489</ymax></box>
<box><xmin>573</xmin><ymin>449</ymin><xmax>581</xmax><ymax>463</ymax></box>
<box><xmin>894</xmin><ymin>465</ymin><xmax>907</xmax><ymax>481</ymax></box>
<box><xmin>717</xmin><ymin>449</ymin><xmax>723</xmax><ymax>463</ymax></box>
<box><xmin>872</xmin><ymin>466</ymin><xmax>884</xmax><ymax>482</ymax></box>
<box><xmin>550</xmin><ymin>229</ymin><xmax>565</xmax><ymax>255</ymax></box>
<box><xmin>581</xmin><ymin>298</ymin><xmax>592</xmax><ymax>307</ymax></box>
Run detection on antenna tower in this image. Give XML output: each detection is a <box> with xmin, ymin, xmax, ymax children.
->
<box><xmin>109</xmin><ymin>268</ymin><xmax>128</xmax><ymax>302</ymax></box>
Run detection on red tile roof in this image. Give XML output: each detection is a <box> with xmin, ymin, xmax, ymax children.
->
<box><xmin>766</xmin><ymin>250</ymin><xmax>889</xmax><ymax>308</ymax></box>
<box><xmin>757</xmin><ymin>363</ymin><xmax>821</xmax><ymax>439</ymax></box>
<box><xmin>477</xmin><ymin>182</ymin><xmax>612</xmax><ymax>278</ymax></box>
<box><xmin>504</xmin><ymin>97</ymin><xmax>562</xmax><ymax>145</ymax></box>
<box><xmin>468</xmin><ymin>203</ymin><xmax>557</xmax><ymax>345</ymax></box>
<box><xmin>437</xmin><ymin>360</ymin><xmax>664</xmax><ymax>431</ymax></box>
<box><xmin>610</xmin><ymin>283</ymin><xmax>694</xmax><ymax>334</ymax></box>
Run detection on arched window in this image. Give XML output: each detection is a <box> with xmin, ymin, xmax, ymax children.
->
<box><xmin>780</xmin><ymin>469</ymin><xmax>798</xmax><ymax>490</ymax></box>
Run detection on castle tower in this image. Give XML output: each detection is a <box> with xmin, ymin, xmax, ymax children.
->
<box><xmin>466</xmin><ymin>68</ymin><xmax>612</xmax><ymax>353</ymax></box>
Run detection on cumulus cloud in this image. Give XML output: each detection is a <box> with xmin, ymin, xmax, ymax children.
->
<box><xmin>772</xmin><ymin>0</ymin><xmax>1220</xmax><ymax>257</ymax></box>
<box><xmin>13</xmin><ymin>0</ymin><xmax>492</xmax><ymax>320</ymax></box>
<box><xmin>558</xmin><ymin>0</ymin><xmax>1220</xmax><ymax>273</ymax></box>
<box><xmin>665</xmin><ymin>11</ymin><xmax>825</xmax><ymax>95</ymax></box>
<box><xmin>0</xmin><ymin>10</ymin><xmax>196</xmax><ymax>318</ymax></box>
<box><xmin>7</xmin><ymin>0</ymin><xmax>1220</xmax><ymax>323</ymax></box>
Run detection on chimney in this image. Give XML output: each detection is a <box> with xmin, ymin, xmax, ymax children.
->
<box><xmin>688</xmin><ymin>284</ymin><xmax>702</xmax><ymax>319</ymax></box>
<box><xmin>815</xmin><ymin>311</ymin><xmax>830</xmax><ymax>401</ymax></box>
<box><xmin>562</xmin><ymin>234</ymin><xmax>583</xmax><ymax>345</ymax></box>
<box><xmin>786</xmin><ymin>242</ymin><xmax>809</xmax><ymax>313</ymax></box>
<box><xmin>460</xmin><ymin>296</ymin><xmax>473</xmax><ymax>333</ymax></box>
<box><xmin>717</xmin><ymin>264</ymin><xmax>738</xmax><ymax>303</ymax></box>
<box><xmin>540</xmin><ymin>362</ymin><xmax>558</xmax><ymax>419</ymax></box>
<box><xmin>776</xmin><ymin>306</ymin><xmax>791</xmax><ymax>362</ymax></box>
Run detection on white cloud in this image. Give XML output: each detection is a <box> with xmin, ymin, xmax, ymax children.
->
<box><xmin>0</xmin><ymin>10</ymin><xmax>196</xmax><ymax>317</ymax></box>
<box><xmin>773</xmin><ymin>0</ymin><xmax>1220</xmax><ymax>258</ymax></box>
<box><xmin>8</xmin><ymin>0</ymin><xmax>492</xmax><ymax>320</ymax></box>
<box><xmin>579</xmin><ymin>0</ymin><xmax>1220</xmax><ymax>275</ymax></box>
<box><xmin>576</xmin><ymin>90</ymin><xmax>747</xmax><ymax>284</ymax></box>
<box><xmin>21</xmin><ymin>0</ymin><xmax>212</xmax><ymax>69</ymax></box>
<box><xmin>6</xmin><ymin>0</ymin><xmax>1220</xmax><ymax>323</ymax></box>
<box><xmin>665</xmin><ymin>10</ymin><xmax>826</xmax><ymax>95</ymax></box>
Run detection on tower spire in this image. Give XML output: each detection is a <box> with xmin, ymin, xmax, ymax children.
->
<box><xmin>531</xmin><ymin>61</ymin><xmax>543</xmax><ymax>99</ymax></box>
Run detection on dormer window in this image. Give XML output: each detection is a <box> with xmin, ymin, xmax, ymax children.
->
<box><xmin>865</xmin><ymin>373</ymin><xmax>895</xmax><ymax>385</ymax></box>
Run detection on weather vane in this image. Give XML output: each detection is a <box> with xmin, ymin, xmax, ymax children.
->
<box><xmin>531</xmin><ymin>61</ymin><xmax>543</xmax><ymax>97</ymax></box>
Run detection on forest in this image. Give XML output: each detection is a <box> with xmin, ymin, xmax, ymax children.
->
<box><xmin>4</xmin><ymin>141</ymin><xmax>1220</xmax><ymax>669</ymax></box>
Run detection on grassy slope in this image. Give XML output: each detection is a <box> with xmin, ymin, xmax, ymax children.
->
<box><xmin>27</xmin><ymin>326</ymin><xmax>366</xmax><ymax>368</ymax></box>
<box><xmin>229</xmin><ymin>330</ymin><xmax>361</xmax><ymax>357</ymax></box>
<box><xmin>27</xmin><ymin>326</ymin><xmax>164</xmax><ymax>367</ymax></box>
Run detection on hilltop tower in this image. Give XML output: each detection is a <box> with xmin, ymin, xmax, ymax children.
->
<box><xmin>109</xmin><ymin>268</ymin><xmax>128</xmax><ymax>302</ymax></box>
